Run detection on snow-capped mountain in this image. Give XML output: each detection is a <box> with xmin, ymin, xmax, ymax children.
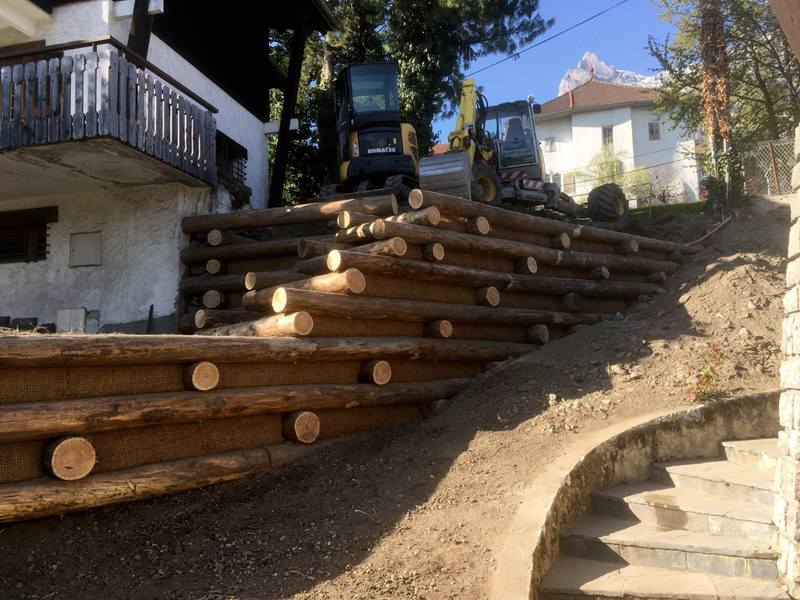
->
<box><xmin>558</xmin><ymin>51</ymin><xmax>662</xmax><ymax>95</ymax></box>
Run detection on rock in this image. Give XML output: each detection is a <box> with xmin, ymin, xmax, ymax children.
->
<box><xmin>615</xmin><ymin>312</ymin><xmax>625</xmax><ymax>320</ymax></box>
<box><xmin>738</xmin><ymin>327</ymin><xmax>752</xmax><ymax>339</ymax></box>
<box><xmin>609</xmin><ymin>364</ymin><xmax>627</xmax><ymax>375</ymax></box>
<box><xmin>547</xmin><ymin>394</ymin><xmax>558</xmax><ymax>407</ymax></box>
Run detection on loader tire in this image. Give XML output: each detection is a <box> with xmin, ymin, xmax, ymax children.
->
<box><xmin>587</xmin><ymin>183</ymin><xmax>629</xmax><ymax>224</ymax></box>
<box><xmin>472</xmin><ymin>163</ymin><xmax>503</xmax><ymax>206</ymax></box>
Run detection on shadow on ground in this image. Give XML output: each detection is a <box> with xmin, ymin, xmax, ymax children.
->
<box><xmin>0</xmin><ymin>198</ymin><xmax>788</xmax><ymax>600</ymax></box>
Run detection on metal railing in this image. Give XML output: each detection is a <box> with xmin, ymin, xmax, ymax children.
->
<box><xmin>0</xmin><ymin>37</ymin><xmax>217</xmax><ymax>184</ymax></box>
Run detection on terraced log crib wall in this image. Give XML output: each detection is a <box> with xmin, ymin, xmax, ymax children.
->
<box><xmin>0</xmin><ymin>189</ymin><xmax>701</xmax><ymax>522</ymax></box>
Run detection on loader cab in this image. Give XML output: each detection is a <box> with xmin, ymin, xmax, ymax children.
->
<box><xmin>486</xmin><ymin>100</ymin><xmax>544</xmax><ymax>180</ymax></box>
<box><xmin>333</xmin><ymin>62</ymin><xmax>418</xmax><ymax>187</ymax></box>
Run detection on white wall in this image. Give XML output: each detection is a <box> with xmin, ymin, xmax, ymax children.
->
<box><xmin>4</xmin><ymin>0</ymin><xmax>271</xmax><ymax>209</ymax></box>
<box><xmin>536</xmin><ymin>105</ymin><xmax>699</xmax><ymax>203</ymax></box>
<box><xmin>536</xmin><ymin>116</ymin><xmax>573</xmax><ymax>180</ymax></box>
<box><xmin>0</xmin><ymin>183</ymin><xmax>220</xmax><ymax>332</ymax></box>
<box><xmin>631</xmin><ymin>107</ymin><xmax>699</xmax><ymax>203</ymax></box>
<box><xmin>147</xmin><ymin>36</ymin><xmax>271</xmax><ymax>209</ymax></box>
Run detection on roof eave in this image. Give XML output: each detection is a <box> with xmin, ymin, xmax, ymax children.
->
<box><xmin>537</xmin><ymin>99</ymin><xmax>656</xmax><ymax>121</ymax></box>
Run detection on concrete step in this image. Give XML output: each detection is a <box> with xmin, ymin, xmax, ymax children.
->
<box><xmin>592</xmin><ymin>482</ymin><xmax>774</xmax><ymax>542</ymax></box>
<box><xmin>561</xmin><ymin>514</ymin><xmax>778</xmax><ymax>580</ymax></box>
<box><xmin>539</xmin><ymin>558</ymin><xmax>789</xmax><ymax>600</ymax></box>
<box><xmin>651</xmin><ymin>458</ymin><xmax>776</xmax><ymax>507</ymax></box>
<box><xmin>721</xmin><ymin>438</ymin><xmax>779</xmax><ymax>474</ymax></box>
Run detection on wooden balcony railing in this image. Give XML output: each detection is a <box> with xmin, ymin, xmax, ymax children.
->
<box><xmin>0</xmin><ymin>39</ymin><xmax>217</xmax><ymax>185</ymax></box>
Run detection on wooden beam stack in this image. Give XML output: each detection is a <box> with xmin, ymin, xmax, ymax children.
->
<box><xmin>0</xmin><ymin>188</ymin><xmax>701</xmax><ymax>522</ymax></box>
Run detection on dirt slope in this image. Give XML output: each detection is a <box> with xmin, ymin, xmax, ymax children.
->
<box><xmin>0</xmin><ymin>196</ymin><xmax>789</xmax><ymax>600</ymax></box>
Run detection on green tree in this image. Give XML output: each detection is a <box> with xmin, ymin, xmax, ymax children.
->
<box><xmin>648</xmin><ymin>0</ymin><xmax>800</xmax><ymax>143</ymax></box>
<box><xmin>569</xmin><ymin>147</ymin><xmax>651</xmax><ymax>199</ymax></box>
<box><xmin>270</xmin><ymin>0</ymin><xmax>554</xmax><ymax>202</ymax></box>
<box><xmin>387</xmin><ymin>0</ymin><xmax>553</xmax><ymax>154</ymax></box>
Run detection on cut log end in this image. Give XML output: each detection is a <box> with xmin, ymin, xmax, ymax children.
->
<box><xmin>526</xmin><ymin>324</ymin><xmax>550</xmax><ymax>344</ymax></box>
<box><xmin>424</xmin><ymin>319</ymin><xmax>453</xmax><ymax>339</ymax></box>
<box><xmin>207</xmin><ymin>230</ymin><xmax>223</xmax><ymax>246</ymax></box>
<box><xmin>476</xmin><ymin>286</ymin><xmax>500</xmax><ymax>307</ymax></box>
<box><xmin>615</xmin><ymin>239</ymin><xmax>640</xmax><ymax>254</ymax></box>
<box><xmin>289</xmin><ymin>311</ymin><xmax>315</xmax><ymax>336</ymax></box>
<box><xmin>422</xmin><ymin>243</ymin><xmax>445</xmax><ymax>262</ymax></box>
<box><xmin>588</xmin><ymin>266</ymin><xmax>610</xmax><ymax>280</ymax></box>
<box><xmin>343</xmin><ymin>268</ymin><xmax>367</xmax><ymax>294</ymax></box>
<box><xmin>202</xmin><ymin>289</ymin><xmax>227</xmax><ymax>309</ymax></box>
<box><xmin>646</xmin><ymin>271</ymin><xmax>667</xmax><ymax>283</ymax></box>
<box><xmin>359</xmin><ymin>359</ymin><xmax>392</xmax><ymax>385</ymax></box>
<box><xmin>272</xmin><ymin>288</ymin><xmax>289</xmax><ymax>313</ymax></box>
<box><xmin>282</xmin><ymin>411</ymin><xmax>321</xmax><ymax>444</ymax></box>
<box><xmin>184</xmin><ymin>361</ymin><xmax>220</xmax><ymax>391</ymax></box>
<box><xmin>206</xmin><ymin>259</ymin><xmax>226</xmax><ymax>275</ymax></box>
<box><xmin>552</xmin><ymin>233</ymin><xmax>571</xmax><ymax>250</ymax></box>
<box><xmin>514</xmin><ymin>256</ymin><xmax>538</xmax><ymax>274</ymax></box>
<box><xmin>43</xmin><ymin>436</ymin><xmax>96</xmax><ymax>481</ymax></box>
<box><xmin>466</xmin><ymin>216</ymin><xmax>491</xmax><ymax>235</ymax></box>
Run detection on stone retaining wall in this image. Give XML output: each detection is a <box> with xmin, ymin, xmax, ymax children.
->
<box><xmin>777</xmin><ymin>125</ymin><xmax>800</xmax><ymax>596</ymax></box>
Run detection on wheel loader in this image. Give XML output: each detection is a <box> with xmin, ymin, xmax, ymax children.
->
<box><xmin>419</xmin><ymin>78</ymin><xmax>629</xmax><ymax>224</ymax></box>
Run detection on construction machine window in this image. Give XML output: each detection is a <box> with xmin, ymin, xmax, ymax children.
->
<box><xmin>487</xmin><ymin>102</ymin><xmax>538</xmax><ymax>168</ymax></box>
<box><xmin>349</xmin><ymin>64</ymin><xmax>399</xmax><ymax>114</ymax></box>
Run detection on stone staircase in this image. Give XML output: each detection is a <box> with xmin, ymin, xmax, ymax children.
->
<box><xmin>539</xmin><ymin>438</ymin><xmax>789</xmax><ymax>599</ymax></box>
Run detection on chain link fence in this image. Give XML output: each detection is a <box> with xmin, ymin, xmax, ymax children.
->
<box><xmin>741</xmin><ymin>139</ymin><xmax>794</xmax><ymax>196</ymax></box>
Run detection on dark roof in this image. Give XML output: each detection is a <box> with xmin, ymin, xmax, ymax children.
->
<box><xmin>538</xmin><ymin>80</ymin><xmax>658</xmax><ymax>118</ymax></box>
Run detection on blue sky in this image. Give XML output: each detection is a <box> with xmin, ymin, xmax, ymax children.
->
<box><xmin>433</xmin><ymin>0</ymin><xmax>678</xmax><ymax>139</ymax></box>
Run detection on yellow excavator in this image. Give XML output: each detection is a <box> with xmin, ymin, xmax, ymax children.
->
<box><xmin>419</xmin><ymin>79</ymin><xmax>629</xmax><ymax>223</ymax></box>
<box><xmin>321</xmin><ymin>62</ymin><xmax>419</xmax><ymax>197</ymax></box>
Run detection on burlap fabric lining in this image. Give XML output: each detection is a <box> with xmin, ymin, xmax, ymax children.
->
<box><xmin>0</xmin><ymin>414</ymin><xmax>283</xmax><ymax>483</ymax></box>
<box><xmin>310</xmin><ymin>316</ymin><xmax>423</xmax><ymax>337</ymax></box>
<box><xmin>442</xmin><ymin>251</ymin><xmax>513</xmax><ymax>273</ymax></box>
<box><xmin>388</xmin><ymin>360</ymin><xmax>482</xmax><ymax>382</ymax></box>
<box><xmin>364</xmin><ymin>275</ymin><xmax>475</xmax><ymax>305</ymax></box>
<box><xmin>0</xmin><ymin>365</ymin><xmax>184</xmax><ymax>403</ymax></box>
<box><xmin>317</xmin><ymin>405</ymin><xmax>422</xmax><ymax>439</ymax></box>
<box><xmin>217</xmin><ymin>361</ymin><xmax>360</xmax><ymax>388</ymax></box>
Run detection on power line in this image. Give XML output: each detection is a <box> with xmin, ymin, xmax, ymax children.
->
<box><xmin>545</xmin><ymin>141</ymin><xmax>696</xmax><ymax>174</ymax></box>
<box><xmin>568</xmin><ymin>157</ymin><xmax>690</xmax><ymax>192</ymax></box>
<box><xmin>467</xmin><ymin>0</ymin><xmax>631</xmax><ymax>77</ymax></box>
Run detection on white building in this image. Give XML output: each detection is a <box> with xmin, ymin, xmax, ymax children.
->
<box><xmin>534</xmin><ymin>78</ymin><xmax>699</xmax><ymax>205</ymax></box>
<box><xmin>0</xmin><ymin>0</ymin><xmax>335</xmax><ymax>333</ymax></box>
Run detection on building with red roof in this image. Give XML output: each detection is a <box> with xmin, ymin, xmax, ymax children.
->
<box><xmin>534</xmin><ymin>78</ymin><xmax>699</xmax><ymax>203</ymax></box>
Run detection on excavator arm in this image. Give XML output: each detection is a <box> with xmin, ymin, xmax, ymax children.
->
<box><xmin>447</xmin><ymin>79</ymin><xmax>493</xmax><ymax>165</ymax></box>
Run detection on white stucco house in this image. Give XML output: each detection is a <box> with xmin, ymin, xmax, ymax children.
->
<box><xmin>534</xmin><ymin>78</ymin><xmax>700</xmax><ymax>205</ymax></box>
<box><xmin>0</xmin><ymin>0</ymin><xmax>336</xmax><ymax>333</ymax></box>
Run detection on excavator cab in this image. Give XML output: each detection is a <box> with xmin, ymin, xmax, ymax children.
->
<box><xmin>486</xmin><ymin>101</ymin><xmax>544</xmax><ymax>179</ymax></box>
<box><xmin>332</xmin><ymin>63</ymin><xmax>419</xmax><ymax>192</ymax></box>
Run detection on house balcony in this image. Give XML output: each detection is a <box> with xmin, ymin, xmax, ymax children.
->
<box><xmin>0</xmin><ymin>37</ymin><xmax>217</xmax><ymax>202</ymax></box>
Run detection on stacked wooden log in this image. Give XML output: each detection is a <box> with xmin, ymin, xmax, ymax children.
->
<box><xmin>0</xmin><ymin>188</ymin><xmax>701</xmax><ymax>522</ymax></box>
<box><xmin>181</xmin><ymin>189</ymin><xmax>698</xmax><ymax>346</ymax></box>
<box><xmin>0</xmin><ymin>334</ymin><xmax>520</xmax><ymax>522</ymax></box>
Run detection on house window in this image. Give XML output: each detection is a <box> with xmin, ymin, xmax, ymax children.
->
<box><xmin>602</xmin><ymin>126</ymin><xmax>613</xmax><ymax>148</ymax></box>
<box><xmin>550</xmin><ymin>173</ymin><xmax>562</xmax><ymax>188</ymax></box>
<box><xmin>216</xmin><ymin>131</ymin><xmax>248</xmax><ymax>185</ymax></box>
<box><xmin>648</xmin><ymin>122</ymin><xmax>661</xmax><ymax>141</ymax></box>
<box><xmin>543</xmin><ymin>137</ymin><xmax>555</xmax><ymax>152</ymax></box>
<box><xmin>0</xmin><ymin>206</ymin><xmax>58</xmax><ymax>264</ymax></box>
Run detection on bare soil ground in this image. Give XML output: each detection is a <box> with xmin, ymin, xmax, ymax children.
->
<box><xmin>0</xmin><ymin>196</ymin><xmax>789</xmax><ymax>600</ymax></box>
